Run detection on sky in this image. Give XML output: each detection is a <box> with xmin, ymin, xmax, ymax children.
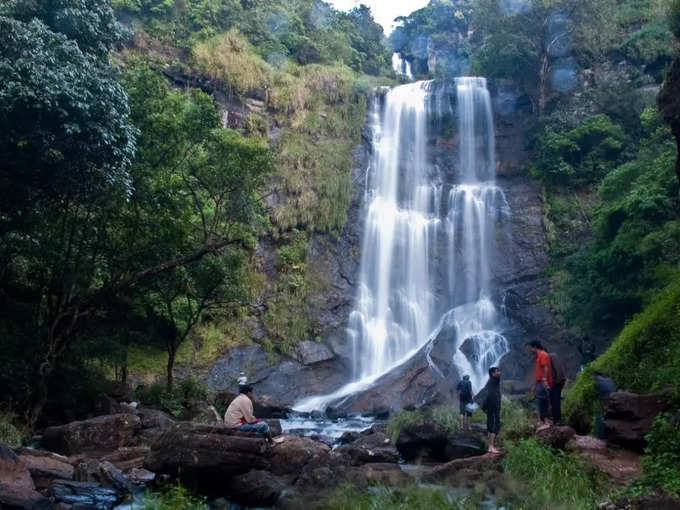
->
<box><xmin>328</xmin><ymin>0</ymin><xmax>430</xmax><ymax>34</ymax></box>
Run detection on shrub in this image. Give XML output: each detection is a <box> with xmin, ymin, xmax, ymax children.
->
<box><xmin>386</xmin><ymin>405</ymin><xmax>460</xmax><ymax>443</ymax></box>
<box><xmin>0</xmin><ymin>413</ymin><xmax>24</xmax><ymax>448</ymax></box>
<box><xmin>633</xmin><ymin>412</ymin><xmax>680</xmax><ymax>495</ymax></box>
<box><xmin>134</xmin><ymin>376</ymin><xmax>211</xmax><ymax>418</ymax></box>
<box><xmin>193</xmin><ymin>29</ymin><xmax>271</xmax><ymax>95</ymax></box>
<box><xmin>322</xmin><ymin>484</ymin><xmax>482</xmax><ymax>510</ymax></box>
<box><xmin>564</xmin><ymin>275</ymin><xmax>680</xmax><ymax>429</ymax></box>
<box><xmin>499</xmin><ymin>398</ymin><xmax>534</xmax><ymax>442</ymax></box>
<box><xmin>140</xmin><ymin>483</ymin><xmax>206</xmax><ymax>510</ymax></box>
<box><xmin>502</xmin><ymin>438</ymin><xmax>609</xmax><ymax>509</ymax></box>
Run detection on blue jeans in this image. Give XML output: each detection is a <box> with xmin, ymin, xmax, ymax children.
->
<box><xmin>237</xmin><ymin>421</ymin><xmax>270</xmax><ymax>434</ymax></box>
<box><xmin>536</xmin><ymin>383</ymin><xmax>550</xmax><ymax>422</ymax></box>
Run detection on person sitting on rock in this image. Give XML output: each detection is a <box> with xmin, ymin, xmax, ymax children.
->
<box><xmin>224</xmin><ymin>384</ymin><xmax>271</xmax><ymax>437</ymax></box>
<box><xmin>481</xmin><ymin>366</ymin><xmax>502</xmax><ymax>454</ymax></box>
<box><xmin>457</xmin><ymin>374</ymin><xmax>473</xmax><ymax>430</ymax></box>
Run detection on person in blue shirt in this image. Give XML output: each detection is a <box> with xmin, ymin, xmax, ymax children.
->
<box><xmin>456</xmin><ymin>374</ymin><xmax>473</xmax><ymax>431</ymax></box>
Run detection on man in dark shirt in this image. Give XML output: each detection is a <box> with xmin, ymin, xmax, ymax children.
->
<box><xmin>456</xmin><ymin>374</ymin><xmax>473</xmax><ymax>430</ymax></box>
<box><xmin>482</xmin><ymin>366</ymin><xmax>502</xmax><ymax>454</ymax></box>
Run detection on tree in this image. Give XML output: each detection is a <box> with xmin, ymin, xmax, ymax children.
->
<box><xmin>0</xmin><ymin>14</ymin><xmax>135</xmax><ymax>230</ymax></box>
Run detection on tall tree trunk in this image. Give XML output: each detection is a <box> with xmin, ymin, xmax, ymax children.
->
<box><xmin>167</xmin><ymin>345</ymin><xmax>176</xmax><ymax>392</ymax></box>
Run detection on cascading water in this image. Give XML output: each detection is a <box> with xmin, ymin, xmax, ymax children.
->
<box><xmin>295</xmin><ymin>77</ymin><xmax>509</xmax><ymax>411</ymax></box>
<box><xmin>392</xmin><ymin>52</ymin><xmax>413</xmax><ymax>80</ymax></box>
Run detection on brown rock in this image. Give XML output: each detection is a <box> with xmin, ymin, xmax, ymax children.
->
<box><xmin>225</xmin><ymin>470</ymin><xmax>285</xmax><ymax>507</ymax></box>
<box><xmin>536</xmin><ymin>425</ymin><xmax>576</xmax><ymax>449</ymax></box>
<box><xmin>0</xmin><ymin>443</ymin><xmax>51</xmax><ymax>509</ymax></box>
<box><xmin>422</xmin><ymin>453</ymin><xmax>504</xmax><ymax>486</ymax></box>
<box><xmin>42</xmin><ymin>414</ymin><xmax>141</xmax><ymax>455</ymax></box>
<box><xmin>128</xmin><ymin>467</ymin><xmax>155</xmax><ymax>485</ymax></box>
<box><xmin>101</xmin><ymin>446</ymin><xmax>150</xmax><ymax>471</ymax></box>
<box><xmin>268</xmin><ymin>435</ymin><xmax>330</xmax><ymax>477</ymax></box>
<box><xmin>144</xmin><ymin>422</ymin><xmax>269</xmax><ymax>492</ymax></box>
<box><xmin>136</xmin><ymin>408</ymin><xmax>174</xmax><ymax>429</ymax></box>
<box><xmin>567</xmin><ymin>435</ymin><xmax>641</xmax><ymax>485</ymax></box>
<box><xmin>336</xmin><ymin>432</ymin><xmax>399</xmax><ymax>465</ymax></box>
<box><xmin>604</xmin><ymin>391</ymin><xmax>673</xmax><ymax>451</ymax></box>
<box><xmin>17</xmin><ymin>449</ymin><xmax>74</xmax><ymax>480</ymax></box>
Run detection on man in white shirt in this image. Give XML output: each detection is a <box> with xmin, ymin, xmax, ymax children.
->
<box><xmin>224</xmin><ymin>384</ymin><xmax>271</xmax><ymax>436</ymax></box>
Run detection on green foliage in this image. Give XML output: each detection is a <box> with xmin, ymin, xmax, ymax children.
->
<box><xmin>323</xmin><ymin>484</ymin><xmax>482</xmax><ymax>510</ymax></box>
<box><xmin>502</xmin><ymin>438</ymin><xmax>610</xmax><ymax>509</ymax></box>
<box><xmin>390</xmin><ymin>1</ymin><xmax>473</xmax><ymax>77</ymax></box>
<box><xmin>140</xmin><ymin>483</ymin><xmax>206</xmax><ymax>510</ymax></box>
<box><xmin>134</xmin><ymin>376</ymin><xmax>210</xmax><ymax>419</ymax></box>
<box><xmin>621</xmin><ymin>23</ymin><xmax>675</xmax><ymax>70</ymax></box>
<box><xmin>564</xmin><ymin>274</ymin><xmax>680</xmax><ymax>427</ymax></box>
<box><xmin>531</xmin><ymin>115</ymin><xmax>625</xmax><ymax>186</ymax></box>
<box><xmin>635</xmin><ymin>413</ymin><xmax>680</xmax><ymax>495</ymax></box>
<box><xmin>545</xmin><ymin>108</ymin><xmax>679</xmax><ymax>331</ymax></box>
<box><xmin>386</xmin><ymin>405</ymin><xmax>460</xmax><ymax>443</ymax></box>
<box><xmin>0</xmin><ymin>16</ymin><xmax>135</xmax><ymax>216</ymax></box>
<box><xmin>499</xmin><ymin>398</ymin><xmax>534</xmax><ymax>442</ymax></box>
<box><xmin>669</xmin><ymin>0</ymin><xmax>680</xmax><ymax>39</ymax></box>
<box><xmin>194</xmin><ymin>29</ymin><xmax>271</xmax><ymax>95</ymax></box>
<box><xmin>119</xmin><ymin>0</ymin><xmax>391</xmax><ymax>75</ymax></box>
<box><xmin>0</xmin><ymin>413</ymin><xmax>24</xmax><ymax>448</ymax></box>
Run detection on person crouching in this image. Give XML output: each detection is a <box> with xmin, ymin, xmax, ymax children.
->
<box><xmin>224</xmin><ymin>384</ymin><xmax>271</xmax><ymax>438</ymax></box>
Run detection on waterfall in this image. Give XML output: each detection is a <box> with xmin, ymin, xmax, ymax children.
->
<box><xmin>295</xmin><ymin>78</ymin><xmax>509</xmax><ymax>411</ymax></box>
<box><xmin>392</xmin><ymin>53</ymin><xmax>413</xmax><ymax>80</ymax></box>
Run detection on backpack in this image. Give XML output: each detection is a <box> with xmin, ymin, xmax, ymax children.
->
<box><xmin>548</xmin><ymin>352</ymin><xmax>566</xmax><ymax>385</ymax></box>
<box><xmin>459</xmin><ymin>379</ymin><xmax>472</xmax><ymax>400</ymax></box>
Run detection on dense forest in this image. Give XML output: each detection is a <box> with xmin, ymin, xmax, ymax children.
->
<box><xmin>1</xmin><ymin>0</ymin><xmax>680</xmax><ymax>508</ymax></box>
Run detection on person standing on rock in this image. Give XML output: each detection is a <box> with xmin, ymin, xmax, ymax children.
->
<box><xmin>481</xmin><ymin>366</ymin><xmax>502</xmax><ymax>454</ymax></box>
<box><xmin>548</xmin><ymin>351</ymin><xmax>567</xmax><ymax>426</ymax></box>
<box><xmin>224</xmin><ymin>384</ymin><xmax>271</xmax><ymax>437</ymax></box>
<box><xmin>457</xmin><ymin>374</ymin><xmax>473</xmax><ymax>430</ymax></box>
<box><xmin>528</xmin><ymin>341</ymin><xmax>552</xmax><ymax>431</ymax></box>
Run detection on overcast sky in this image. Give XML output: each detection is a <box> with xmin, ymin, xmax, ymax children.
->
<box><xmin>328</xmin><ymin>0</ymin><xmax>430</xmax><ymax>34</ymax></box>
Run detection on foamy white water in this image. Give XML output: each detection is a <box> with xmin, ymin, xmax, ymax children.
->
<box><xmin>392</xmin><ymin>52</ymin><xmax>413</xmax><ymax>80</ymax></box>
<box><xmin>295</xmin><ymin>78</ymin><xmax>509</xmax><ymax>411</ymax></box>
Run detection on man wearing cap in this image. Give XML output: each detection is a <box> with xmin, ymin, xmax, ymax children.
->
<box><xmin>224</xmin><ymin>384</ymin><xmax>271</xmax><ymax>436</ymax></box>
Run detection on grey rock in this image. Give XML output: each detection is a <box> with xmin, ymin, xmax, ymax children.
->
<box><xmin>49</xmin><ymin>480</ymin><xmax>118</xmax><ymax>508</ymax></box>
<box><xmin>295</xmin><ymin>341</ymin><xmax>335</xmax><ymax>365</ymax></box>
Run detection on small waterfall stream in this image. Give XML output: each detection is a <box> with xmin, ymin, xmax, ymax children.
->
<box><xmin>295</xmin><ymin>78</ymin><xmax>509</xmax><ymax>412</ymax></box>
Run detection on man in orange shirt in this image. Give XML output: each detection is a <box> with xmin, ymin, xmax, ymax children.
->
<box><xmin>527</xmin><ymin>341</ymin><xmax>552</xmax><ymax>430</ymax></box>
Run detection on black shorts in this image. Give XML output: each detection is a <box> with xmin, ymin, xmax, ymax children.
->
<box><xmin>486</xmin><ymin>408</ymin><xmax>501</xmax><ymax>434</ymax></box>
<box><xmin>460</xmin><ymin>399</ymin><xmax>472</xmax><ymax>416</ymax></box>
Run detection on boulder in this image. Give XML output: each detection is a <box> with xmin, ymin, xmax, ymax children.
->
<box><xmin>566</xmin><ymin>435</ymin><xmax>641</xmax><ymax>485</ymax></box>
<box><xmin>536</xmin><ymin>425</ymin><xmax>576</xmax><ymax>450</ymax></box>
<box><xmin>17</xmin><ymin>448</ymin><xmax>74</xmax><ymax>481</ymax></box>
<box><xmin>422</xmin><ymin>454</ymin><xmax>504</xmax><ymax>487</ymax></box>
<box><xmin>0</xmin><ymin>443</ymin><xmax>51</xmax><ymax>510</ymax></box>
<box><xmin>225</xmin><ymin>470</ymin><xmax>285</xmax><ymax>507</ymax></box>
<box><xmin>268</xmin><ymin>435</ymin><xmax>330</xmax><ymax>477</ymax></box>
<box><xmin>328</xmin><ymin>327</ymin><xmax>459</xmax><ymax>415</ymax></box>
<box><xmin>443</xmin><ymin>434</ymin><xmax>487</xmax><ymax>460</ymax></box>
<box><xmin>144</xmin><ymin>422</ymin><xmax>269</xmax><ymax>492</ymax></box>
<box><xmin>42</xmin><ymin>414</ymin><xmax>141</xmax><ymax>455</ymax></box>
<box><xmin>136</xmin><ymin>408</ymin><xmax>174</xmax><ymax>429</ymax></box>
<box><xmin>338</xmin><ymin>431</ymin><xmax>361</xmax><ymax>445</ymax></box>
<box><xmin>98</xmin><ymin>461</ymin><xmax>131</xmax><ymax>492</ymax></box>
<box><xmin>49</xmin><ymin>480</ymin><xmax>118</xmax><ymax>508</ymax></box>
<box><xmin>128</xmin><ymin>467</ymin><xmax>155</xmax><ymax>486</ymax></box>
<box><xmin>295</xmin><ymin>341</ymin><xmax>335</xmax><ymax>365</ymax></box>
<box><xmin>100</xmin><ymin>446</ymin><xmax>150</xmax><ymax>471</ymax></box>
<box><xmin>396</xmin><ymin>422</ymin><xmax>448</xmax><ymax>462</ymax></box>
<box><xmin>336</xmin><ymin>432</ymin><xmax>399</xmax><ymax>465</ymax></box>
<box><xmin>604</xmin><ymin>391</ymin><xmax>673</xmax><ymax>451</ymax></box>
